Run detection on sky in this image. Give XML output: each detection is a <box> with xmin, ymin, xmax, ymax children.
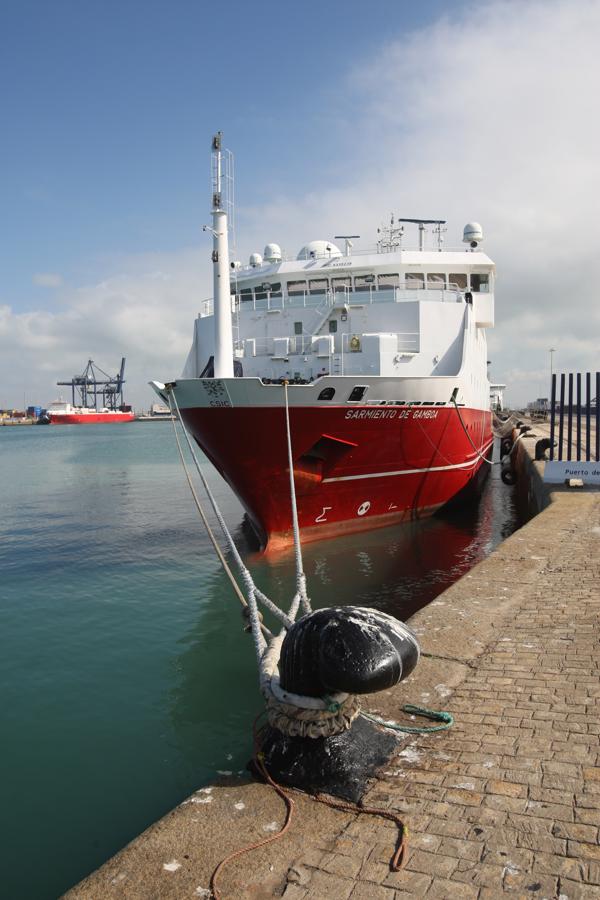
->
<box><xmin>1</xmin><ymin>0</ymin><xmax>599</xmax><ymax>410</ymax></box>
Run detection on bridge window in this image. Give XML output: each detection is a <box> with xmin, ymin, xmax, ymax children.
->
<box><xmin>332</xmin><ymin>277</ymin><xmax>351</xmax><ymax>293</ymax></box>
<box><xmin>449</xmin><ymin>273</ymin><xmax>467</xmax><ymax>290</ymax></box>
<box><xmin>294</xmin><ymin>321</ymin><xmax>303</xmax><ymax>335</ymax></box>
<box><xmin>354</xmin><ymin>275</ymin><xmax>375</xmax><ymax>292</ymax></box>
<box><xmin>287</xmin><ymin>280</ymin><xmax>307</xmax><ymax>296</ymax></box>
<box><xmin>377</xmin><ymin>273</ymin><xmax>400</xmax><ymax>289</ymax></box>
<box><xmin>405</xmin><ymin>272</ymin><xmax>424</xmax><ymax>289</ymax></box>
<box><xmin>239</xmin><ymin>287</ymin><xmax>253</xmax><ymax>301</ymax></box>
<box><xmin>427</xmin><ymin>274</ymin><xmax>446</xmax><ymax>290</ymax></box>
<box><xmin>329</xmin><ymin>320</ymin><xmax>338</xmax><ymax>333</ymax></box>
<box><xmin>470</xmin><ymin>273</ymin><xmax>490</xmax><ymax>293</ymax></box>
<box><xmin>309</xmin><ymin>278</ymin><xmax>328</xmax><ymax>294</ymax></box>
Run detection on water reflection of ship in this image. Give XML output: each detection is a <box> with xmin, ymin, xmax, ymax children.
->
<box><xmin>245</xmin><ymin>499</ymin><xmax>493</xmax><ymax>623</ymax></box>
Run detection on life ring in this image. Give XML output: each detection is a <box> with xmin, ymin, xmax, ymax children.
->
<box><xmin>349</xmin><ymin>335</ymin><xmax>361</xmax><ymax>352</ymax></box>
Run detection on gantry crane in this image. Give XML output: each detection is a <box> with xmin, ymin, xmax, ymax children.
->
<box><xmin>56</xmin><ymin>358</ymin><xmax>128</xmax><ymax>410</ymax></box>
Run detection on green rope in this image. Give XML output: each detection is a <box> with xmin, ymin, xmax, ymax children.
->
<box><xmin>362</xmin><ymin>703</ymin><xmax>454</xmax><ymax>734</ymax></box>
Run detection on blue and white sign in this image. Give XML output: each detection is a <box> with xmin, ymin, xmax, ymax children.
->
<box><xmin>544</xmin><ymin>461</ymin><xmax>600</xmax><ymax>484</ymax></box>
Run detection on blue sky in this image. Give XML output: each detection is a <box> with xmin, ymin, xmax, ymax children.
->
<box><xmin>1</xmin><ymin>0</ymin><xmax>599</xmax><ymax>409</ymax></box>
<box><xmin>2</xmin><ymin>0</ymin><xmax>447</xmax><ymax>307</ymax></box>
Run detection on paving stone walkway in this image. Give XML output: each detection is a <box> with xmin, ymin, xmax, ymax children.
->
<box><xmin>65</xmin><ymin>453</ymin><xmax>600</xmax><ymax>900</ymax></box>
<box><xmin>280</xmin><ymin>492</ymin><xmax>600</xmax><ymax>900</ymax></box>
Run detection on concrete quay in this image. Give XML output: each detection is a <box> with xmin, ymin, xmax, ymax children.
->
<box><xmin>65</xmin><ymin>432</ymin><xmax>600</xmax><ymax>900</ymax></box>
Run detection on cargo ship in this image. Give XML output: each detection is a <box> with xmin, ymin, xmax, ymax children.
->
<box><xmin>152</xmin><ymin>134</ymin><xmax>495</xmax><ymax>550</ymax></box>
<box><xmin>41</xmin><ymin>358</ymin><xmax>135</xmax><ymax>425</ymax></box>
<box><xmin>41</xmin><ymin>400</ymin><xmax>135</xmax><ymax>425</ymax></box>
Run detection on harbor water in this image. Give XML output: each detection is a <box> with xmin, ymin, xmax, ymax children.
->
<box><xmin>1</xmin><ymin>422</ymin><xmax>520</xmax><ymax>899</ymax></box>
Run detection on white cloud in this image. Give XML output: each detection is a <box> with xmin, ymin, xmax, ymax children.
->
<box><xmin>32</xmin><ymin>272</ymin><xmax>63</xmax><ymax>288</ymax></box>
<box><xmin>3</xmin><ymin>1</ymin><xmax>600</xmax><ymax>410</ymax></box>
<box><xmin>239</xmin><ymin>0</ymin><xmax>600</xmax><ymax>405</ymax></box>
<box><xmin>0</xmin><ymin>250</ymin><xmax>210</xmax><ymax>410</ymax></box>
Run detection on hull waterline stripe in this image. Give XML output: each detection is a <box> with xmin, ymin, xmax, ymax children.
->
<box><xmin>322</xmin><ymin>441</ymin><xmax>494</xmax><ymax>483</ymax></box>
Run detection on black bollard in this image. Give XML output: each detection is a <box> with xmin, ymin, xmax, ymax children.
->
<box><xmin>254</xmin><ymin>607</ymin><xmax>420</xmax><ymax>802</ymax></box>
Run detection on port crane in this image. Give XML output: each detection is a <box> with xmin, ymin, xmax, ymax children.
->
<box><xmin>56</xmin><ymin>358</ymin><xmax>128</xmax><ymax>410</ymax></box>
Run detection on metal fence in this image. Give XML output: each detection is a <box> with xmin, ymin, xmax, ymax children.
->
<box><xmin>549</xmin><ymin>372</ymin><xmax>600</xmax><ymax>462</ymax></box>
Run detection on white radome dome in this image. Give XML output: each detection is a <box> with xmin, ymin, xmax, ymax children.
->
<box><xmin>264</xmin><ymin>243</ymin><xmax>282</xmax><ymax>263</ymax></box>
<box><xmin>249</xmin><ymin>252</ymin><xmax>263</xmax><ymax>267</ymax></box>
<box><xmin>463</xmin><ymin>222</ymin><xmax>484</xmax><ymax>245</ymax></box>
<box><xmin>296</xmin><ymin>240</ymin><xmax>342</xmax><ymax>261</ymax></box>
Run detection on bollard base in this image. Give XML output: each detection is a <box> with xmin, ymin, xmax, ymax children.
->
<box><xmin>251</xmin><ymin>715</ymin><xmax>399</xmax><ymax>803</ymax></box>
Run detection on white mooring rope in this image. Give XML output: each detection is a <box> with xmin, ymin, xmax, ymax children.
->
<box><xmin>165</xmin><ymin>385</ymin><xmax>348</xmax><ymax>724</ymax></box>
<box><xmin>451</xmin><ymin>399</ymin><xmax>524</xmax><ymax>466</ymax></box>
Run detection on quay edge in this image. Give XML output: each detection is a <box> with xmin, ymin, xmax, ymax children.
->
<box><xmin>63</xmin><ymin>425</ymin><xmax>600</xmax><ymax>900</ymax></box>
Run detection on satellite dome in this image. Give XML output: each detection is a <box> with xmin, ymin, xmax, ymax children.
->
<box><xmin>296</xmin><ymin>240</ymin><xmax>343</xmax><ymax>261</ymax></box>
<box><xmin>463</xmin><ymin>222</ymin><xmax>483</xmax><ymax>246</ymax></box>
<box><xmin>249</xmin><ymin>252</ymin><xmax>263</xmax><ymax>267</ymax></box>
<box><xmin>264</xmin><ymin>243</ymin><xmax>282</xmax><ymax>263</ymax></box>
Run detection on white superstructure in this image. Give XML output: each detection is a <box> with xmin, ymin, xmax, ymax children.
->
<box><xmin>182</xmin><ymin>218</ymin><xmax>495</xmax><ymax>410</ymax></box>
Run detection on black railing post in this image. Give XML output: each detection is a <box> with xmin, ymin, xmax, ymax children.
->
<box><xmin>576</xmin><ymin>372</ymin><xmax>582</xmax><ymax>461</ymax></box>
<box><xmin>567</xmin><ymin>373</ymin><xmax>573</xmax><ymax>460</ymax></box>
<box><xmin>596</xmin><ymin>372</ymin><xmax>600</xmax><ymax>463</ymax></box>
<box><xmin>586</xmin><ymin>372</ymin><xmax>591</xmax><ymax>462</ymax></box>
<box><xmin>549</xmin><ymin>373</ymin><xmax>557</xmax><ymax>461</ymax></box>
<box><xmin>558</xmin><ymin>373</ymin><xmax>565</xmax><ymax>461</ymax></box>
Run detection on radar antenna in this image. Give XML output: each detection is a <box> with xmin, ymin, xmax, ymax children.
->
<box><xmin>394</xmin><ymin>218</ymin><xmax>446</xmax><ymax>251</ymax></box>
<box><xmin>433</xmin><ymin>222</ymin><xmax>447</xmax><ymax>251</ymax></box>
<box><xmin>334</xmin><ymin>235</ymin><xmax>360</xmax><ymax>257</ymax></box>
<box><xmin>376</xmin><ymin>214</ymin><xmax>404</xmax><ymax>253</ymax></box>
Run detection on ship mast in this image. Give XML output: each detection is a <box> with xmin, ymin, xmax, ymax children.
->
<box><xmin>210</xmin><ymin>132</ymin><xmax>233</xmax><ymax>378</ymax></box>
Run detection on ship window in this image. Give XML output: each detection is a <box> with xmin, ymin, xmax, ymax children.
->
<box><xmin>470</xmin><ymin>273</ymin><xmax>490</xmax><ymax>293</ymax></box>
<box><xmin>405</xmin><ymin>272</ymin><xmax>424</xmax><ymax>289</ymax></box>
<box><xmin>239</xmin><ymin>287</ymin><xmax>253</xmax><ymax>301</ymax></box>
<box><xmin>377</xmin><ymin>273</ymin><xmax>400</xmax><ymax>289</ymax></box>
<box><xmin>449</xmin><ymin>273</ymin><xmax>467</xmax><ymax>290</ymax></box>
<box><xmin>309</xmin><ymin>278</ymin><xmax>328</xmax><ymax>294</ymax></box>
<box><xmin>347</xmin><ymin>385</ymin><xmax>368</xmax><ymax>402</ymax></box>
<box><xmin>354</xmin><ymin>275</ymin><xmax>375</xmax><ymax>292</ymax></box>
<box><xmin>329</xmin><ymin>320</ymin><xmax>338</xmax><ymax>333</ymax></box>
<box><xmin>294</xmin><ymin>321</ymin><xmax>303</xmax><ymax>335</ymax></box>
<box><xmin>256</xmin><ymin>281</ymin><xmax>281</xmax><ymax>299</ymax></box>
<box><xmin>318</xmin><ymin>387</ymin><xmax>336</xmax><ymax>400</ymax></box>
<box><xmin>287</xmin><ymin>280</ymin><xmax>307</xmax><ymax>296</ymax></box>
<box><xmin>332</xmin><ymin>277</ymin><xmax>351</xmax><ymax>293</ymax></box>
<box><xmin>427</xmin><ymin>274</ymin><xmax>446</xmax><ymax>290</ymax></box>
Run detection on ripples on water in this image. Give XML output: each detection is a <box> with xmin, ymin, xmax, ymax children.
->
<box><xmin>0</xmin><ymin>423</ymin><xmax>519</xmax><ymax>899</ymax></box>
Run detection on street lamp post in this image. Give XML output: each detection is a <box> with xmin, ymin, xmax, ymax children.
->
<box><xmin>549</xmin><ymin>348</ymin><xmax>557</xmax><ymax>380</ymax></box>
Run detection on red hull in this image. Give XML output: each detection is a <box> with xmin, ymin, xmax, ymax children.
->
<box><xmin>50</xmin><ymin>412</ymin><xmax>135</xmax><ymax>425</ymax></box>
<box><xmin>181</xmin><ymin>404</ymin><xmax>493</xmax><ymax>550</ymax></box>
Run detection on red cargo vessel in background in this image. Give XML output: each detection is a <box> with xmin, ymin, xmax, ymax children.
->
<box><xmin>43</xmin><ymin>401</ymin><xmax>135</xmax><ymax>425</ymax></box>
<box><xmin>41</xmin><ymin>358</ymin><xmax>135</xmax><ymax>425</ymax></box>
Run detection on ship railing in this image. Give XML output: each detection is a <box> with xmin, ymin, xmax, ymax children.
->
<box><xmin>238</xmin><ymin>334</ymin><xmax>315</xmax><ymax>358</ymax></box>
<box><xmin>235</xmin><ymin>331</ymin><xmax>420</xmax><ymax>366</ymax></box>
<box><xmin>233</xmin><ymin>246</ymin><xmax>483</xmax><ymax>272</ymax></box>
<box><xmin>200</xmin><ymin>285</ymin><xmax>465</xmax><ymax>317</ymax></box>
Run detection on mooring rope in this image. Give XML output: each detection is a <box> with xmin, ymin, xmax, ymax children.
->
<box><xmin>164</xmin><ymin>386</ymin><xmax>352</xmax><ymax>720</ymax></box>
<box><xmin>362</xmin><ymin>704</ymin><xmax>454</xmax><ymax>734</ymax></box>
<box><xmin>210</xmin><ymin>712</ymin><xmax>408</xmax><ymax>900</ymax></box>
<box><xmin>283</xmin><ymin>381</ymin><xmax>311</xmax><ymax>617</ymax></box>
<box><xmin>451</xmin><ymin>398</ymin><xmax>526</xmax><ymax>468</ymax></box>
